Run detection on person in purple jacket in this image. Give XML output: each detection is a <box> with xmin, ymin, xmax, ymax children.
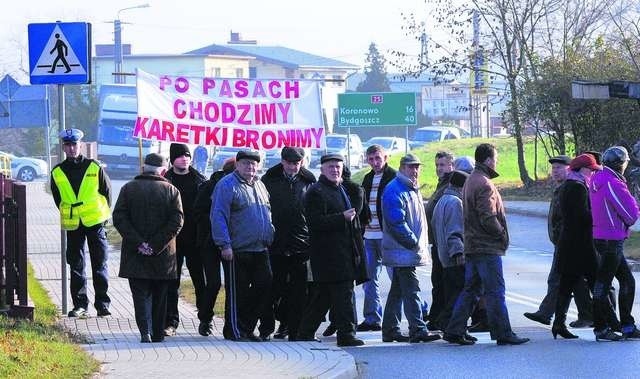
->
<box><xmin>590</xmin><ymin>146</ymin><xmax>640</xmax><ymax>340</ymax></box>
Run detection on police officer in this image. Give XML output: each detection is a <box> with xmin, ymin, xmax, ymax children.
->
<box><xmin>50</xmin><ymin>128</ymin><xmax>112</xmax><ymax>318</ymax></box>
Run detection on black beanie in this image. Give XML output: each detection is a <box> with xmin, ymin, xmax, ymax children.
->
<box><xmin>170</xmin><ymin>143</ymin><xmax>191</xmax><ymax>164</ymax></box>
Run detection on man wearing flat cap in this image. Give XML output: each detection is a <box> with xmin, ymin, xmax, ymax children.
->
<box><xmin>50</xmin><ymin>128</ymin><xmax>112</xmax><ymax>318</ymax></box>
<box><xmin>297</xmin><ymin>153</ymin><xmax>366</xmax><ymax>346</ymax></box>
<box><xmin>524</xmin><ymin>155</ymin><xmax>595</xmax><ymax>329</ymax></box>
<box><xmin>260</xmin><ymin>146</ymin><xmax>316</xmax><ymax>340</ymax></box>
<box><xmin>113</xmin><ymin>153</ymin><xmax>183</xmax><ymax>343</ymax></box>
<box><xmin>211</xmin><ymin>149</ymin><xmax>274</xmax><ymax>341</ymax></box>
<box><xmin>524</xmin><ymin>155</ymin><xmax>593</xmax><ymax>328</ymax></box>
<box><xmin>163</xmin><ymin>143</ymin><xmax>207</xmax><ymax>337</ymax></box>
<box><xmin>380</xmin><ymin>154</ymin><xmax>440</xmax><ymax>343</ymax></box>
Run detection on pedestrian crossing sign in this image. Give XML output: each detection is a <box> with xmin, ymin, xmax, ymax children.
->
<box><xmin>28</xmin><ymin>22</ymin><xmax>91</xmax><ymax>85</ymax></box>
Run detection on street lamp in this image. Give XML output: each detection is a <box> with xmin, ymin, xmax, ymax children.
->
<box><xmin>114</xmin><ymin>3</ymin><xmax>150</xmax><ymax>83</ymax></box>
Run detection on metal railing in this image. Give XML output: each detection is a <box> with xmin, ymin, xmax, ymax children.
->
<box><xmin>0</xmin><ymin>174</ymin><xmax>32</xmax><ymax>320</ymax></box>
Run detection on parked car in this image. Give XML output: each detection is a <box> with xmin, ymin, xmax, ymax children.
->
<box><xmin>263</xmin><ymin>147</ymin><xmax>312</xmax><ymax>170</ymax></box>
<box><xmin>210</xmin><ymin>147</ymin><xmax>266</xmax><ymax>172</ymax></box>
<box><xmin>409</xmin><ymin>126</ymin><xmax>461</xmax><ymax>149</ymax></box>
<box><xmin>363</xmin><ymin>137</ymin><xmax>409</xmax><ymax>155</ymax></box>
<box><xmin>0</xmin><ymin>151</ymin><xmax>49</xmax><ymax>182</ymax></box>
<box><xmin>313</xmin><ymin>134</ymin><xmax>365</xmax><ymax>168</ymax></box>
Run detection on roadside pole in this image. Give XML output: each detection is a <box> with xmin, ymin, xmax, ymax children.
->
<box><xmin>57</xmin><ymin>84</ymin><xmax>68</xmax><ymax>314</ymax></box>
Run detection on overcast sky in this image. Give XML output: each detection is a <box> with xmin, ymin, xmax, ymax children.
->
<box><xmin>0</xmin><ymin>0</ymin><xmax>436</xmax><ymax>81</ymax></box>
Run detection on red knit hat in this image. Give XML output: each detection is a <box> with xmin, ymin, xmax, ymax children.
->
<box><xmin>569</xmin><ymin>154</ymin><xmax>602</xmax><ymax>171</ymax></box>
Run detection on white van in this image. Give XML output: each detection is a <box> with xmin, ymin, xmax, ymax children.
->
<box><xmin>410</xmin><ymin>126</ymin><xmax>461</xmax><ymax>149</ymax></box>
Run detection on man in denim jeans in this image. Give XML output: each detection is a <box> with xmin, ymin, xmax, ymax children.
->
<box><xmin>357</xmin><ymin>144</ymin><xmax>398</xmax><ymax>332</ymax></box>
<box><xmin>590</xmin><ymin>146</ymin><xmax>640</xmax><ymax>340</ymax></box>
<box><xmin>443</xmin><ymin>143</ymin><xmax>529</xmax><ymax>346</ymax></box>
<box><xmin>380</xmin><ymin>154</ymin><xmax>440</xmax><ymax>343</ymax></box>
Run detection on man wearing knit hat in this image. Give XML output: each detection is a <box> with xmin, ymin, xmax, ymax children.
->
<box><xmin>163</xmin><ymin>143</ymin><xmax>207</xmax><ymax>337</ymax></box>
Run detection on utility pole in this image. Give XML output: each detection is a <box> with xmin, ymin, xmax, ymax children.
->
<box><xmin>113</xmin><ymin>3</ymin><xmax>150</xmax><ymax>83</ymax></box>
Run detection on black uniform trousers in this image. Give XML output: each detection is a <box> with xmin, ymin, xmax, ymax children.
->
<box><xmin>165</xmin><ymin>241</ymin><xmax>206</xmax><ymax>328</ymax></box>
<box><xmin>66</xmin><ymin>223</ymin><xmax>110</xmax><ymax>311</ymax></box>
<box><xmin>428</xmin><ymin>244</ymin><xmax>445</xmax><ymax>323</ymax></box>
<box><xmin>199</xmin><ymin>245</ymin><xmax>222</xmax><ymax>324</ymax></box>
<box><xmin>260</xmin><ymin>254</ymin><xmax>309</xmax><ymax>339</ymax></box>
<box><xmin>298</xmin><ymin>280</ymin><xmax>356</xmax><ymax>342</ymax></box>
<box><xmin>221</xmin><ymin>251</ymin><xmax>272</xmax><ymax>340</ymax></box>
<box><xmin>129</xmin><ymin>278</ymin><xmax>170</xmax><ymax>339</ymax></box>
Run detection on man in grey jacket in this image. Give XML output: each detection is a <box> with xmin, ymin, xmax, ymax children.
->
<box><xmin>431</xmin><ymin>164</ymin><xmax>472</xmax><ymax>334</ymax></box>
<box><xmin>380</xmin><ymin>154</ymin><xmax>441</xmax><ymax>343</ymax></box>
<box><xmin>211</xmin><ymin>149</ymin><xmax>274</xmax><ymax>341</ymax></box>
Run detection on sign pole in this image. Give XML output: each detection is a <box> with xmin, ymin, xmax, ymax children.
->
<box><xmin>57</xmin><ymin>83</ymin><xmax>68</xmax><ymax>315</ymax></box>
<box><xmin>405</xmin><ymin>125</ymin><xmax>409</xmax><ymax>155</ymax></box>
<box><xmin>347</xmin><ymin>126</ymin><xmax>352</xmax><ymax>168</ymax></box>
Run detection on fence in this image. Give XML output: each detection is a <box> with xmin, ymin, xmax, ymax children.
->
<box><xmin>0</xmin><ymin>174</ymin><xmax>32</xmax><ymax>319</ymax></box>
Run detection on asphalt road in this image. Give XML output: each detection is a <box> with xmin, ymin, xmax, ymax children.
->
<box><xmin>347</xmin><ymin>213</ymin><xmax>640</xmax><ymax>379</ymax></box>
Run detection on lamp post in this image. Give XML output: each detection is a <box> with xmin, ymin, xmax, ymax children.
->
<box><xmin>114</xmin><ymin>3</ymin><xmax>150</xmax><ymax>83</ymax></box>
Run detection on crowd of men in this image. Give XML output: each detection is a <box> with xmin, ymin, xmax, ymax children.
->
<box><xmin>51</xmin><ymin>128</ymin><xmax>640</xmax><ymax>346</ymax></box>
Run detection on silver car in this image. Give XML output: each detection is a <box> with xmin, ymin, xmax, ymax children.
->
<box><xmin>0</xmin><ymin>151</ymin><xmax>49</xmax><ymax>182</ymax></box>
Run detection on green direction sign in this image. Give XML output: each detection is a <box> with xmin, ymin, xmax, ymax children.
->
<box><xmin>337</xmin><ymin>92</ymin><xmax>417</xmax><ymax>127</ymax></box>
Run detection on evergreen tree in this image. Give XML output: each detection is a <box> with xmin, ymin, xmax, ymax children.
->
<box><xmin>356</xmin><ymin>43</ymin><xmax>391</xmax><ymax>92</ymax></box>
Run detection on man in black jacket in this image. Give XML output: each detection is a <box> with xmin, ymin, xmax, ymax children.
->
<box><xmin>296</xmin><ymin>153</ymin><xmax>365</xmax><ymax>347</ymax></box>
<box><xmin>163</xmin><ymin>143</ymin><xmax>207</xmax><ymax>336</ymax></box>
<box><xmin>261</xmin><ymin>147</ymin><xmax>316</xmax><ymax>341</ymax></box>
<box><xmin>192</xmin><ymin>157</ymin><xmax>236</xmax><ymax>336</ymax></box>
<box><xmin>357</xmin><ymin>144</ymin><xmax>398</xmax><ymax>332</ymax></box>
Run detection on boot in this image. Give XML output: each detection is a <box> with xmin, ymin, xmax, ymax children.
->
<box><xmin>551</xmin><ymin>324</ymin><xmax>578</xmax><ymax>339</ymax></box>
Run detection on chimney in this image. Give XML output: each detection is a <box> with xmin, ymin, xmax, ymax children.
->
<box><xmin>228</xmin><ymin>30</ymin><xmax>257</xmax><ymax>45</ymax></box>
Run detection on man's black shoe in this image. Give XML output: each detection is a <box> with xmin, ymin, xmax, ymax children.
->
<box><xmin>382</xmin><ymin>332</ymin><xmax>411</xmax><ymax>342</ymax></box>
<box><xmin>426</xmin><ymin>321</ymin><xmax>442</xmax><ymax>332</ymax></box>
<box><xmin>246</xmin><ymin>333</ymin><xmax>262</xmax><ymax>342</ymax></box>
<box><xmin>623</xmin><ymin>327</ymin><xmax>640</xmax><ymax>339</ymax></box>
<box><xmin>467</xmin><ymin>321</ymin><xmax>490</xmax><ymax>333</ymax></box>
<box><xmin>68</xmin><ymin>307</ymin><xmax>88</xmax><ymax>318</ymax></box>
<box><xmin>198</xmin><ymin>322</ymin><xmax>213</xmax><ymax>336</ymax></box>
<box><xmin>140</xmin><ymin>334</ymin><xmax>152</xmax><ymax>343</ymax></box>
<box><xmin>273</xmin><ymin>325</ymin><xmax>288</xmax><ymax>339</ymax></box>
<box><xmin>409</xmin><ymin>330</ymin><xmax>441</xmax><ymax>343</ymax></box>
<box><xmin>356</xmin><ymin>322</ymin><xmax>382</xmax><ymax>332</ymax></box>
<box><xmin>290</xmin><ymin>336</ymin><xmax>321</xmax><ymax>342</ymax></box>
<box><xmin>443</xmin><ymin>333</ymin><xmax>475</xmax><ymax>345</ymax></box>
<box><xmin>259</xmin><ymin>334</ymin><xmax>271</xmax><ymax>342</ymax></box>
<box><xmin>569</xmin><ymin>319</ymin><xmax>593</xmax><ymax>328</ymax></box>
<box><xmin>464</xmin><ymin>333</ymin><xmax>478</xmax><ymax>342</ymax></box>
<box><xmin>322</xmin><ymin>323</ymin><xmax>337</xmax><ymax>337</ymax></box>
<box><xmin>96</xmin><ymin>308</ymin><xmax>111</xmax><ymax>317</ymax></box>
<box><xmin>496</xmin><ymin>334</ymin><xmax>530</xmax><ymax>345</ymax></box>
<box><xmin>337</xmin><ymin>337</ymin><xmax>365</xmax><ymax>347</ymax></box>
<box><xmin>523</xmin><ymin>311</ymin><xmax>551</xmax><ymax>325</ymax></box>
<box><xmin>595</xmin><ymin>328</ymin><xmax>623</xmax><ymax>341</ymax></box>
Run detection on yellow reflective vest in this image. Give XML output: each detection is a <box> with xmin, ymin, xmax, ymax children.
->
<box><xmin>51</xmin><ymin>162</ymin><xmax>111</xmax><ymax>230</ymax></box>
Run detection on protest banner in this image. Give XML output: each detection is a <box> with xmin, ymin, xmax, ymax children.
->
<box><xmin>134</xmin><ymin>69</ymin><xmax>325</xmax><ymax>149</ymax></box>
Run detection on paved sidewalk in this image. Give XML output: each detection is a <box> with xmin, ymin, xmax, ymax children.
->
<box><xmin>25</xmin><ymin>182</ymin><xmax>357</xmax><ymax>378</ymax></box>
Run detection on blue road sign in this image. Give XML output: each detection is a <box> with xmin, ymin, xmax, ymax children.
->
<box><xmin>28</xmin><ymin>22</ymin><xmax>91</xmax><ymax>85</ymax></box>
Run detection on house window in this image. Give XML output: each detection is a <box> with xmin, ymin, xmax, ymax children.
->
<box><xmin>285</xmin><ymin>68</ymin><xmax>295</xmax><ymax>78</ymax></box>
<box><xmin>236</xmin><ymin>68</ymin><xmax>244</xmax><ymax>78</ymax></box>
<box><xmin>249</xmin><ymin>67</ymin><xmax>257</xmax><ymax>78</ymax></box>
<box><xmin>214</xmin><ymin>68</ymin><xmax>221</xmax><ymax>77</ymax></box>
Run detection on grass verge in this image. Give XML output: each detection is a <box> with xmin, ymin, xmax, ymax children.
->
<box><xmin>180</xmin><ymin>279</ymin><xmax>225</xmax><ymax>317</ymax></box>
<box><xmin>625</xmin><ymin>232</ymin><xmax>640</xmax><ymax>259</ymax></box>
<box><xmin>0</xmin><ymin>264</ymin><xmax>100</xmax><ymax>379</ymax></box>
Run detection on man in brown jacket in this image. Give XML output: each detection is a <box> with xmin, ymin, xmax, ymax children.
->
<box><xmin>113</xmin><ymin>153</ymin><xmax>184</xmax><ymax>343</ymax></box>
<box><xmin>443</xmin><ymin>143</ymin><xmax>529</xmax><ymax>346</ymax></box>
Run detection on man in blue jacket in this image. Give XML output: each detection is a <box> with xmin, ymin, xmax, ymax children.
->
<box><xmin>211</xmin><ymin>149</ymin><xmax>274</xmax><ymax>341</ymax></box>
<box><xmin>380</xmin><ymin>154</ymin><xmax>441</xmax><ymax>343</ymax></box>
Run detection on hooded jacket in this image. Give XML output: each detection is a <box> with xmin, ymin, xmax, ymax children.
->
<box><xmin>381</xmin><ymin>172</ymin><xmax>429</xmax><ymax>267</ymax></box>
<box><xmin>590</xmin><ymin>166</ymin><xmax>639</xmax><ymax>240</ymax></box>
<box><xmin>432</xmin><ymin>186</ymin><xmax>464</xmax><ymax>268</ymax></box>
